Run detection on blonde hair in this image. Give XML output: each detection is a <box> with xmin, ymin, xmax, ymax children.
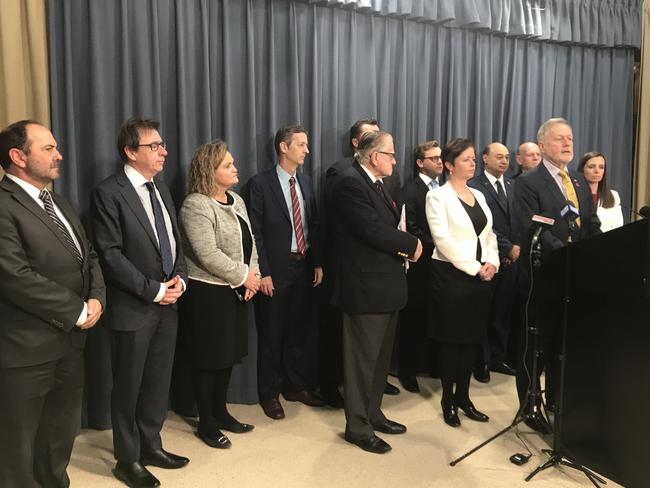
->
<box><xmin>187</xmin><ymin>140</ymin><xmax>228</xmax><ymax>196</ymax></box>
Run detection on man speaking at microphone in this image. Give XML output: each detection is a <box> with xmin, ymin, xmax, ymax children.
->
<box><xmin>514</xmin><ymin>118</ymin><xmax>601</xmax><ymax>430</ymax></box>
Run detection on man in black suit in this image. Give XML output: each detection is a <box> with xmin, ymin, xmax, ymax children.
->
<box><xmin>248</xmin><ymin>125</ymin><xmax>324</xmax><ymax>420</ymax></box>
<box><xmin>321</xmin><ymin>118</ymin><xmax>402</xmax><ymax>400</ymax></box>
<box><xmin>398</xmin><ymin>140</ymin><xmax>443</xmax><ymax>393</ymax></box>
<box><xmin>331</xmin><ymin>131</ymin><xmax>421</xmax><ymax>454</ymax></box>
<box><xmin>469</xmin><ymin>142</ymin><xmax>519</xmax><ymax>382</ymax></box>
<box><xmin>514</xmin><ymin>118</ymin><xmax>601</xmax><ymax>431</ymax></box>
<box><xmin>90</xmin><ymin>118</ymin><xmax>188</xmax><ymax>488</ymax></box>
<box><xmin>0</xmin><ymin>120</ymin><xmax>105</xmax><ymax>488</ymax></box>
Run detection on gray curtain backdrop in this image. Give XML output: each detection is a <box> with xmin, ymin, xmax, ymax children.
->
<box><xmin>47</xmin><ymin>0</ymin><xmax>638</xmax><ymax>429</ymax></box>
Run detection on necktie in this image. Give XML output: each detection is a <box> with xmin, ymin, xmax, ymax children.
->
<box><xmin>558</xmin><ymin>170</ymin><xmax>581</xmax><ymax>227</ymax></box>
<box><xmin>495</xmin><ymin>180</ymin><xmax>508</xmax><ymax>211</ymax></box>
<box><xmin>289</xmin><ymin>177</ymin><xmax>307</xmax><ymax>255</ymax></box>
<box><xmin>39</xmin><ymin>190</ymin><xmax>83</xmax><ymax>265</ymax></box>
<box><xmin>145</xmin><ymin>182</ymin><xmax>174</xmax><ymax>277</ymax></box>
<box><xmin>429</xmin><ymin>179</ymin><xmax>438</xmax><ymax>190</ymax></box>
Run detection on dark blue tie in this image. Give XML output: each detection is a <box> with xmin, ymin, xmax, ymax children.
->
<box><xmin>145</xmin><ymin>182</ymin><xmax>174</xmax><ymax>278</ymax></box>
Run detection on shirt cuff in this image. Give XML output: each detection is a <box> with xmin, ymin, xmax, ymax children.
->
<box><xmin>179</xmin><ymin>278</ymin><xmax>186</xmax><ymax>292</ymax></box>
<box><xmin>154</xmin><ymin>283</ymin><xmax>166</xmax><ymax>303</ymax></box>
<box><xmin>75</xmin><ymin>302</ymin><xmax>88</xmax><ymax>326</ymax></box>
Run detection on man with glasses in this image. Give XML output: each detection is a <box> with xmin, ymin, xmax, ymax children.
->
<box><xmin>331</xmin><ymin>131</ymin><xmax>422</xmax><ymax>453</ymax></box>
<box><xmin>90</xmin><ymin>118</ymin><xmax>188</xmax><ymax>488</ymax></box>
<box><xmin>399</xmin><ymin>140</ymin><xmax>443</xmax><ymax>393</ymax></box>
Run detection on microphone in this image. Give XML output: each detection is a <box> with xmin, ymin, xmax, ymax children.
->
<box><xmin>641</xmin><ymin>206</ymin><xmax>650</xmax><ymax>219</ymax></box>
<box><xmin>531</xmin><ymin>214</ymin><xmax>555</xmax><ymax>228</ymax></box>
<box><xmin>617</xmin><ymin>202</ymin><xmax>649</xmax><ymax>220</ymax></box>
<box><xmin>561</xmin><ymin>200</ymin><xmax>579</xmax><ymax>242</ymax></box>
<box><xmin>529</xmin><ymin>214</ymin><xmax>555</xmax><ymax>255</ymax></box>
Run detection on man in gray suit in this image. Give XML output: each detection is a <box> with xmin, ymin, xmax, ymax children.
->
<box><xmin>91</xmin><ymin>118</ymin><xmax>188</xmax><ymax>488</ymax></box>
<box><xmin>0</xmin><ymin>120</ymin><xmax>105</xmax><ymax>487</ymax></box>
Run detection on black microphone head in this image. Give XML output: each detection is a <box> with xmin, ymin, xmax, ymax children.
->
<box><xmin>640</xmin><ymin>206</ymin><xmax>650</xmax><ymax>219</ymax></box>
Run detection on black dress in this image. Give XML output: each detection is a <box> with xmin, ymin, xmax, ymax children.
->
<box><xmin>179</xmin><ymin>194</ymin><xmax>253</xmax><ymax>369</ymax></box>
<box><xmin>428</xmin><ymin>197</ymin><xmax>494</xmax><ymax>344</ymax></box>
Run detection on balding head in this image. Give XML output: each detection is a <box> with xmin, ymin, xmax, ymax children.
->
<box><xmin>482</xmin><ymin>142</ymin><xmax>510</xmax><ymax>178</ymax></box>
<box><xmin>516</xmin><ymin>142</ymin><xmax>541</xmax><ymax>172</ymax></box>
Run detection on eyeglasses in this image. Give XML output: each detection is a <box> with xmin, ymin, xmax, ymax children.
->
<box><xmin>422</xmin><ymin>156</ymin><xmax>442</xmax><ymax>162</ymax></box>
<box><xmin>375</xmin><ymin>151</ymin><xmax>395</xmax><ymax>160</ymax></box>
<box><xmin>137</xmin><ymin>141</ymin><xmax>166</xmax><ymax>151</ymax></box>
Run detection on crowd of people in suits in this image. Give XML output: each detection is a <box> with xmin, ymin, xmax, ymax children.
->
<box><xmin>0</xmin><ymin>116</ymin><xmax>624</xmax><ymax>487</ymax></box>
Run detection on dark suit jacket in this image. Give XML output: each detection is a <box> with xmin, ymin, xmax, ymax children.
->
<box><xmin>331</xmin><ymin>162</ymin><xmax>418</xmax><ymax>314</ymax></box>
<box><xmin>514</xmin><ymin>163</ymin><xmax>601</xmax><ymax>257</ymax></box>
<box><xmin>469</xmin><ymin>173</ymin><xmax>519</xmax><ymax>260</ymax></box>
<box><xmin>90</xmin><ymin>168</ymin><xmax>187</xmax><ymax>331</ymax></box>
<box><xmin>0</xmin><ymin>176</ymin><xmax>106</xmax><ymax>368</ymax></box>
<box><xmin>248</xmin><ymin>166</ymin><xmax>322</xmax><ymax>289</ymax></box>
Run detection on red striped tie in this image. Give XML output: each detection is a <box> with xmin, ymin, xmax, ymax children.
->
<box><xmin>289</xmin><ymin>177</ymin><xmax>306</xmax><ymax>255</ymax></box>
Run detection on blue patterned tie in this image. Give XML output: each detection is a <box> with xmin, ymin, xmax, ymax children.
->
<box><xmin>145</xmin><ymin>182</ymin><xmax>174</xmax><ymax>278</ymax></box>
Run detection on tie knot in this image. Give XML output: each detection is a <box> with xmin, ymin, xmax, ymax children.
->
<box><xmin>289</xmin><ymin>177</ymin><xmax>295</xmax><ymax>185</ymax></box>
<box><xmin>39</xmin><ymin>189</ymin><xmax>51</xmax><ymax>202</ymax></box>
<box><xmin>558</xmin><ymin>169</ymin><xmax>569</xmax><ymax>180</ymax></box>
<box><xmin>145</xmin><ymin>181</ymin><xmax>155</xmax><ymax>193</ymax></box>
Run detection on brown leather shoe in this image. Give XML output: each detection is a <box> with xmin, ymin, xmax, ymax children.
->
<box><xmin>283</xmin><ymin>390</ymin><xmax>326</xmax><ymax>407</ymax></box>
<box><xmin>260</xmin><ymin>398</ymin><xmax>285</xmax><ymax>420</ymax></box>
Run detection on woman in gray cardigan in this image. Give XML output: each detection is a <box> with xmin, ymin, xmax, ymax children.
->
<box><xmin>179</xmin><ymin>140</ymin><xmax>261</xmax><ymax>449</ymax></box>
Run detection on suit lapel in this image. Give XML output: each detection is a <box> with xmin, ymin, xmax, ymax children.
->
<box><xmin>2</xmin><ymin>178</ymin><xmax>81</xmax><ymax>263</ymax></box>
<box><xmin>51</xmin><ymin>192</ymin><xmax>87</xmax><ymax>259</ymax></box>
<box><xmin>116</xmin><ymin>170</ymin><xmax>160</xmax><ymax>253</ymax></box>
<box><xmin>268</xmin><ymin>169</ymin><xmax>291</xmax><ymax>223</ymax></box>
<box><xmin>353</xmin><ymin>163</ymin><xmax>399</xmax><ymax>218</ymax></box>
<box><xmin>479</xmin><ymin>173</ymin><xmax>508</xmax><ymax>215</ymax></box>
<box><xmin>504</xmin><ymin>177</ymin><xmax>516</xmax><ymax>217</ymax></box>
<box><xmin>539</xmin><ymin>164</ymin><xmax>567</xmax><ymax>208</ymax></box>
<box><xmin>296</xmin><ymin>172</ymin><xmax>311</xmax><ymax>222</ymax></box>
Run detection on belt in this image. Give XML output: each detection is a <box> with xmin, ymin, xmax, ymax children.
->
<box><xmin>289</xmin><ymin>252</ymin><xmax>306</xmax><ymax>261</ymax></box>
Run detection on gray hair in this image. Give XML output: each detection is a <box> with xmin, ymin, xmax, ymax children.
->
<box><xmin>537</xmin><ymin>118</ymin><xmax>571</xmax><ymax>143</ymax></box>
<box><xmin>355</xmin><ymin>131</ymin><xmax>391</xmax><ymax>162</ymax></box>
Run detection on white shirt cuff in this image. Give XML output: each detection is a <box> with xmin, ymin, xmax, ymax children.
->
<box><xmin>154</xmin><ymin>283</ymin><xmax>166</xmax><ymax>303</ymax></box>
<box><xmin>75</xmin><ymin>302</ymin><xmax>88</xmax><ymax>325</ymax></box>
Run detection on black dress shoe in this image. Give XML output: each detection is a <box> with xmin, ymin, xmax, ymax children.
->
<box><xmin>384</xmin><ymin>381</ymin><xmax>400</xmax><ymax>395</ymax></box>
<box><xmin>442</xmin><ymin>404</ymin><xmax>461</xmax><ymax>427</ymax></box>
<box><xmin>490</xmin><ymin>359</ymin><xmax>516</xmax><ymax>376</ymax></box>
<box><xmin>217</xmin><ymin>420</ymin><xmax>255</xmax><ymax>434</ymax></box>
<box><xmin>113</xmin><ymin>461</ymin><xmax>160</xmax><ymax>487</ymax></box>
<box><xmin>473</xmin><ymin>364</ymin><xmax>491</xmax><ymax>383</ymax></box>
<box><xmin>260</xmin><ymin>398</ymin><xmax>285</xmax><ymax>419</ymax></box>
<box><xmin>344</xmin><ymin>433</ymin><xmax>392</xmax><ymax>454</ymax></box>
<box><xmin>399</xmin><ymin>375</ymin><xmax>420</xmax><ymax>393</ymax></box>
<box><xmin>283</xmin><ymin>390</ymin><xmax>326</xmax><ymax>407</ymax></box>
<box><xmin>196</xmin><ymin>430</ymin><xmax>232</xmax><ymax>449</ymax></box>
<box><xmin>140</xmin><ymin>448</ymin><xmax>189</xmax><ymax>469</ymax></box>
<box><xmin>321</xmin><ymin>388</ymin><xmax>344</xmax><ymax>409</ymax></box>
<box><xmin>458</xmin><ymin>403</ymin><xmax>489</xmax><ymax>422</ymax></box>
<box><xmin>372</xmin><ymin>419</ymin><xmax>407</xmax><ymax>435</ymax></box>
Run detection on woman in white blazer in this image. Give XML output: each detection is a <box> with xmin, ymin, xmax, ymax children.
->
<box><xmin>425</xmin><ymin>138</ymin><xmax>500</xmax><ymax>428</ymax></box>
<box><xmin>577</xmin><ymin>151</ymin><xmax>624</xmax><ymax>232</ymax></box>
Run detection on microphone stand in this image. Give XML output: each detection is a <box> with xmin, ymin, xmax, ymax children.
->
<box><xmin>449</xmin><ymin>226</ymin><xmax>551</xmax><ymax>466</ymax></box>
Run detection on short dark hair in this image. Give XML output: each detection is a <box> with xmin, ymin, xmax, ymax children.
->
<box><xmin>413</xmin><ymin>140</ymin><xmax>440</xmax><ymax>175</ymax></box>
<box><xmin>117</xmin><ymin>118</ymin><xmax>160</xmax><ymax>162</ymax></box>
<box><xmin>441</xmin><ymin>138</ymin><xmax>474</xmax><ymax>173</ymax></box>
<box><xmin>0</xmin><ymin>119</ymin><xmax>41</xmax><ymax>170</ymax></box>
<box><xmin>578</xmin><ymin>151</ymin><xmax>615</xmax><ymax>208</ymax></box>
<box><xmin>349</xmin><ymin>118</ymin><xmax>378</xmax><ymax>149</ymax></box>
<box><xmin>274</xmin><ymin>125</ymin><xmax>308</xmax><ymax>156</ymax></box>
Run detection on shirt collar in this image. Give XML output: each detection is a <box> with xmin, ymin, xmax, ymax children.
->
<box><xmin>542</xmin><ymin>158</ymin><xmax>565</xmax><ymax>177</ymax></box>
<box><xmin>359</xmin><ymin>163</ymin><xmax>381</xmax><ymax>183</ymax></box>
<box><xmin>124</xmin><ymin>163</ymin><xmax>152</xmax><ymax>188</ymax></box>
<box><xmin>418</xmin><ymin>173</ymin><xmax>433</xmax><ymax>186</ymax></box>
<box><xmin>483</xmin><ymin>171</ymin><xmax>503</xmax><ymax>187</ymax></box>
<box><xmin>275</xmin><ymin>164</ymin><xmax>297</xmax><ymax>184</ymax></box>
<box><xmin>5</xmin><ymin>173</ymin><xmax>44</xmax><ymax>201</ymax></box>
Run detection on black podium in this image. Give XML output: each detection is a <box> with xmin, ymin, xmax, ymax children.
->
<box><xmin>548</xmin><ymin>219</ymin><xmax>650</xmax><ymax>488</ymax></box>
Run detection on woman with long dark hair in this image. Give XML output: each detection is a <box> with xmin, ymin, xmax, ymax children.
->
<box><xmin>577</xmin><ymin>151</ymin><xmax>624</xmax><ymax>232</ymax></box>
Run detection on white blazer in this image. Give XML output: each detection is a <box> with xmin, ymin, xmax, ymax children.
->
<box><xmin>597</xmin><ymin>189</ymin><xmax>624</xmax><ymax>233</ymax></box>
<box><xmin>425</xmin><ymin>183</ymin><xmax>500</xmax><ymax>276</ymax></box>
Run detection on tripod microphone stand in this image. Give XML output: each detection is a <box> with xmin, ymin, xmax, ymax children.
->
<box><xmin>449</xmin><ymin>224</ymin><xmax>550</xmax><ymax>467</ymax></box>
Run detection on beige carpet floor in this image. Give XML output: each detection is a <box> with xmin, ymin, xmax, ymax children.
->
<box><xmin>68</xmin><ymin>373</ymin><xmax>620</xmax><ymax>487</ymax></box>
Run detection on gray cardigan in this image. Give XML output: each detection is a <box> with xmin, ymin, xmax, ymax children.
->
<box><xmin>179</xmin><ymin>191</ymin><xmax>259</xmax><ymax>287</ymax></box>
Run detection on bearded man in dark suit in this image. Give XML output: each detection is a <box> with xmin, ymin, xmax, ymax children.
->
<box><xmin>0</xmin><ymin>120</ymin><xmax>105</xmax><ymax>488</ymax></box>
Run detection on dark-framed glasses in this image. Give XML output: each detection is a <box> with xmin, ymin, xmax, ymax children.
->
<box><xmin>137</xmin><ymin>141</ymin><xmax>166</xmax><ymax>151</ymax></box>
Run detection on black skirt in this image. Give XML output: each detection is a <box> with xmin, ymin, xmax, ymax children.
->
<box><xmin>428</xmin><ymin>259</ymin><xmax>493</xmax><ymax>344</ymax></box>
<box><xmin>178</xmin><ymin>279</ymin><xmax>249</xmax><ymax>369</ymax></box>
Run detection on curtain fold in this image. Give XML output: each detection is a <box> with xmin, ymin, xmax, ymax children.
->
<box><xmin>303</xmin><ymin>0</ymin><xmax>642</xmax><ymax>48</ymax></box>
<box><xmin>635</xmin><ymin>0</ymin><xmax>650</xmax><ymax>210</ymax></box>
<box><xmin>0</xmin><ymin>0</ymin><xmax>50</xmax><ymax>168</ymax></box>
<box><xmin>48</xmin><ymin>0</ymin><xmax>636</xmax><ymax>429</ymax></box>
